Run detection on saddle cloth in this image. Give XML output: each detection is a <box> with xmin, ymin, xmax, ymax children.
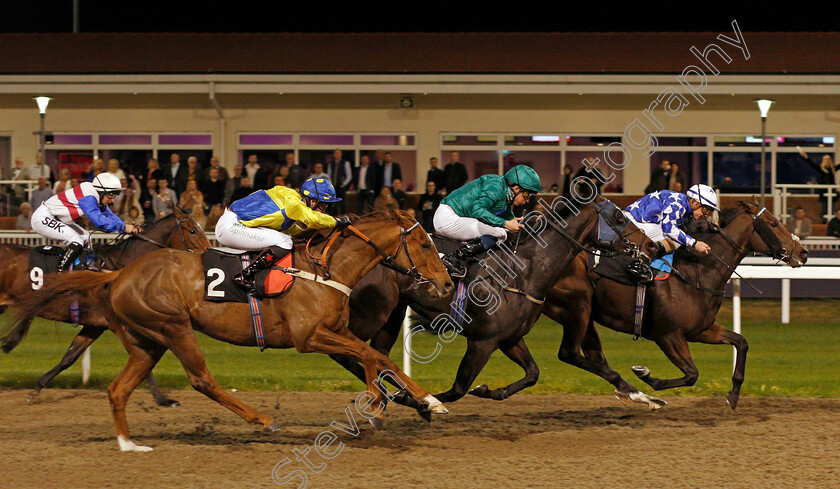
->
<box><xmin>202</xmin><ymin>248</ymin><xmax>295</xmax><ymax>303</ymax></box>
<box><xmin>589</xmin><ymin>252</ymin><xmax>673</xmax><ymax>286</ymax></box>
<box><xmin>27</xmin><ymin>246</ymin><xmax>96</xmax><ymax>290</ymax></box>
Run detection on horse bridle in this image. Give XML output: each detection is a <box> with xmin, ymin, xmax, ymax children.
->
<box><xmin>713</xmin><ymin>206</ymin><xmax>793</xmax><ymax>263</ymax></box>
<box><xmin>94</xmin><ymin>213</ymin><xmax>200</xmax><ymax>270</ymax></box>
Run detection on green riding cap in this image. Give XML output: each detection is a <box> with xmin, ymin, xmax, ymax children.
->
<box><xmin>504</xmin><ymin>165</ymin><xmax>542</xmax><ymax>193</ymax></box>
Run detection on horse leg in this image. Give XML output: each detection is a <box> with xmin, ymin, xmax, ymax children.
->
<box><xmin>631</xmin><ymin>332</ymin><xmax>700</xmax><ymax>392</ymax></box>
<box><xmin>301</xmin><ymin>327</ymin><xmax>447</xmax><ymax>427</ymax></box>
<box><xmin>29</xmin><ymin>326</ymin><xmax>105</xmax><ymax>401</ymax></box>
<box><xmin>558</xmin><ymin>319</ymin><xmax>667</xmax><ymax>410</ymax></box>
<box><xmin>144</xmin><ymin>371</ymin><xmax>180</xmax><ymax>408</ymax></box>
<box><xmin>434</xmin><ymin>339</ymin><xmax>496</xmax><ymax>403</ymax></box>
<box><xmin>108</xmin><ymin>338</ymin><xmax>167</xmax><ymax>452</ymax></box>
<box><xmin>469</xmin><ymin>337</ymin><xmax>538</xmax><ymax>401</ymax></box>
<box><xmin>166</xmin><ymin>329</ymin><xmax>278</xmax><ymax>431</ymax></box>
<box><xmin>693</xmin><ymin>322</ymin><xmax>749</xmax><ymax>410</ymax></box>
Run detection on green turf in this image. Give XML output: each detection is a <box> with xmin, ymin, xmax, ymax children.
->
<box><xmin>1</xmin><ymin>299</ymin><xmax>838</xmax><ymax>398</ymax></box>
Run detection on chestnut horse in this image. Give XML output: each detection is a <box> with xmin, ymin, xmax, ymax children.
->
<box><xmin>335</xmin><ymin>196</ymin><xmax>658</xmax><ymax>405</ymax></box>
<box><xmin>0</xmin><ymin>206</ymin><xmax>209</xmax><ymax>405</ymax></box>
<box><xmin>8</xmin><ymin>211</ymin><xmax>453</xmax><ymax>451</ymax></box>
<box><xmin>543</xmin><ymin>199</ymin><xmax>809</xmax><ymax>410</ymax></box>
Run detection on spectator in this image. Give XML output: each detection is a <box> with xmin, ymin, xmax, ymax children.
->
<box><xmin>106</xmin><ymin>158</ymin><xmax>126</xmax><ymax>181</ymax></box>
<box><xmin>426</xmin><ymin>157</ymin><xmax>444</xmax><ymax>192</ymax></box>
<box><xmin>273</xmin><ymin>175</ymin><xmax>285</xmax><ymax>187</ymax></box>
<box><xmin>669</xmin><ymin>163</ymin><xmax>688</xmax><ymax>192</ymax></box>
<box><xmin>284</xmin><ymin>152</ymin><xmax>307</xmax><ymax>190</ymax></box>
<box><xmin>560</xmin><ymin>165</ymin><xmax>573</xmax><ymax>200</ymax></box>
<box><xmin>127</xmin><ymin>206</ymin><xmax>145</xmax><ymax>227</ymax></box>
<box><xmin>191</xmin><ymin>203</ymin><xmax>208</xmax><ymax>229</ymax></box>
<box><xmin>201</xmin><ymin>155</ymin><xmax>228</xmax><ymax>183</ymax></box>
<box><xmin>377</xmin><ymin>151</ymin><xmax>402</xmax><ymax>194</ymax></box>
<box><xmin>82</xmin><ymin>158</ymin><xmax>105</xmax><ymax>182</ymax></box>
<box><xmin>8</xmin><ymin>157</ymin><xmax>28</xmax><ymax>210</ymax></box>
<box><xmin>162</xmin><ymin>153</ymin><xmax>189</xmax><ymax>196</ymax></box>
<box><xmin>798</xmin><ymin>149</ymin><xmax>839</xmax><ymax>221</ymax></box>
<box><xmin>575</xmin><ymin>157</ymin><xmax>607</xmax><ymax>194</ymax></box>
<box><xmin>53</xmin><ymin>168</ymin><xmax>72</xmax><ymax>193</ymax></box>
<box><xmin>244</xmin><ymin>154</ymin><xmax>269</xmax><ymax>190</ymax></box>
<box><xmin>29</xmin><ymin>177</ymin><xmax>53</xmax><ymax>209</ymax></box>
<box><xmin>186</xmin><ymin>156</ymin><xmax>200</xmax><ymax>182</ymax></box>
<box><xmin>139</xmin><ymin>157</ymin><xmax>164</xmax><ymax>187</ymax></box>
<box><xmin>139</xmin><ymin>178</ymin><xmax>158</xmax><ymax>221</ymax></box>
<box><xmin>224</xmin><ymin>165</ymin><xmax>244</xmax><ymax>205</ymax></box>
<box><xmin>276</xmin><ymin>166</ymin><xmax>290</xmax><ymax>186</ymax></box>
<box><xmin>828</xmin><ymin>208</ymin><xmax>840</xmax><ymax>238</ymax></box>
<box><xmin>646</xmin><ymin>159</ymin><xmax>672</xmax><ymax>193</ymax></box>
<box><xmin>28</xmin><ymin>153</ymin><xmax>53</xmax><ymax>183</ymax></box>
<box><xmin>391</xmin><ymin>178</ymin><xmax>407</xmax><ymax>209</ymax></box>
<box><xmin>353</xmin><ymin>154</ymin><xmax>377</xmax><ymax>213</ymax></box>
<box><xmin>179</xmin><ymin>179</ymin><xmax>204</xmax><ymax>213</ymax></box>
<box><xmin>153</xmin><ymin>178</ymin><xmax>178</xmax><ymax>218</ymax></box>
<box><xmin>230</xmin><ymin>176</ymin><xmax>254</xmax><ymax>203</ymax></box>
<box><xmin>417</xmin><ymin>181</ymin><xmax>442</xmax><ymax>232</ymax></box>
<box><xmin>442</xmin><ymin>151</ymin><xmax>468</xmax><ymax>195</ymax></box>
<box><xmin>329</xmin><ymin>149</ymin><xmax>353</xmax><ymax>214</ymax></box>
<box><xmin>310</xmin><ymin>162</ymin><xmax>329</xmax><ymax>181</ymax></box>
<box><xmin>785</xmin><ymin>207</ymin><xmax>812</xmax><ymax>238</ymax></box>
<box><xmin>15</xmin><ymin>202</ymin><xmax>32</xmax><ymax>230</ymax></box>
<box><xmin>113</xmin><ymin>187</ymin><xmax>143</xmax><ymax>222</ymax></box>
<box><xmin>201</xmin><ymin>167</ymin><xmax>226</xmax><ymax>212</ymax></box>
<box><xmin>373</xmin><ymin>186</ymin><xmax>398</xmax><ymax>212</ymax></box>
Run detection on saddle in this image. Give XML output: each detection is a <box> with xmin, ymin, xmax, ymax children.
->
<box><xmin>202</xmin><ymin>247</ymin><xmax>295</xmax><ymax>303</ymax></box>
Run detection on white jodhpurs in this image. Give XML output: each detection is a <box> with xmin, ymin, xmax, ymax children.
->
<box><xmin>31</xmin><ymin>205</ymin><xmax>90</xmax><ymax>245</ymax></box>
<box><xmin>625</xmin><ymin>212</ymin><xmax>681</xmax><ymax>249</ymax></box>
<box><xmin>214</xmin><ymin>208</ymin><xmax>293</xmax><ymax>251</ymax></box>
<box><xmin>433</xmin><ymin>204</ymin><xmax>507</xmax><ymax>242</ymax></box>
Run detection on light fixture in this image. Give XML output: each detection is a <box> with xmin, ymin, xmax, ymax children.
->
<box><xmin>755</xmin><ymin>98</ymin><xmax>775</xmax><ymax>118</ymax></box>
<box><xmin>34</xmin><ymin>96</ymin><xmax>52</xmax><ymax>114</ymax></box>
<box><xmin>399</xmin><ymin>95</ymin><xmax>414</xmax><ymax>109</ymax></box>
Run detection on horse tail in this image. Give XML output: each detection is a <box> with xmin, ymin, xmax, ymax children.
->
<box><xmin>1</xmin><ymin>271</ymin><xmax>121</xmax><ymax>353</ymax></box>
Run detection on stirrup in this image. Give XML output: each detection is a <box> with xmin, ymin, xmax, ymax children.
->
<box><xmin>442</xmin><ymin>255</ymin><xmax>466</xmax><ymax>279</ymax></box>
<box><xmin>233</xmin><ymin>272</ymin><xmax>257</xmax><ymax>294</ymax></box>
<box><xmin>626</xmin><ymin>260</ymin><xmax>653</xmax><ymax>283</ymax></box>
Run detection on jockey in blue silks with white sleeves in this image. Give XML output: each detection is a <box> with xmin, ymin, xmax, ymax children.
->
<box><xmin>624</xmin><ymin>184</ymin><xmax>718</xmax><ymax>256</ymax></box>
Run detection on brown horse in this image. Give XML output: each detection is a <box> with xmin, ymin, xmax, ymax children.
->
<box><xmin>543</xmin><ymin>199</ymin><xmax>809</xmax><ymax>410</ymax></box>
<box><xmin>8</xmin><ymin>210</ymin><xmax>453</xmax><ymax>451</ymax></box>
<box><xmin>0</xmin><ymin>206</ymin><xmax>209</xmax><ymax>404</ymax></box>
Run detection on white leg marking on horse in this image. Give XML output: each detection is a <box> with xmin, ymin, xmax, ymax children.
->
<box><xmin>117</xmin><ymin>435</ymin><xmax>153</xmax><ymax>452</ymax></box>
<box><xmin>423</xmin><ymin>395</ymin><xmax>449</xmax><ymax>414</ymax></box>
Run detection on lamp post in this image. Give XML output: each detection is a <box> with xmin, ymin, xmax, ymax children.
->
<box><xmin>34</xmin><ymin>96</ymin><xmax>52</xmax><ymax>167</ymax></box>
<box><xmin>755</xmin><ymin>99</ymin><xmax>775</xmax><ymax>206</ymax></box>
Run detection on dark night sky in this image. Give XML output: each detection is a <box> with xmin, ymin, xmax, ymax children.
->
<box><xmin>1</xmin><ymin>1</ymin><xmax>837</xmax><ymax>33</ymax></box>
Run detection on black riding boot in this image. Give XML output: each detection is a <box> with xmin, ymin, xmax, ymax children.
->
<box><xmin>442</xmin><ymin>239</ymin><xmax>487</xmax><ymax>279</ymax></box>
<box><xmin>233</xmin><ymin>247</ymin><xmax>290</xmax><ymax>294</ymax></box>
<box><xmin>57</xmin><ymin>242</ymin><xmax>84</xmax><ymax>272</ymax></box>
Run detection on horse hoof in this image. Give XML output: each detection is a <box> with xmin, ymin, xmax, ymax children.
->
<box><xmin>117</xmin><ymin>435</ymin><xmax>153</xmax><ymax>452</ymax></box>
<box><xmin>647</xmin><ymin>396</ymin><xmax>668</xmax><ymax>410</ymax></box>
<box><xmin>614</xmin><ymin>390</ymin><xmax>630</xmax><ymax>404</ymax></box>
<box><xmin>468</xmin><ymin>384</ymin><xmax>490</xmax><ymax>398</ymax></box>
<box><xmin>26</xmin><ymin>391</ymin><xmax>41</xmax><ymax>404</ymax></box>
<box><xmin>726</xmin><ymin>393</ymin><xmax>739</xmax><ymax>410</ymax></box>
<box><xmin>423</xmin><ymin>395</ymin><xmax>449</xmax><ymax>414</ymax></box>
<box><xmin>263</xmin><ymin>420</ymin><xmax>283</xmax><ymax>433</ymax></box>
<box><xmin>368</xmin><ymin>417</ymin><xmax>384</xmax><ymax>430</ymax></box>
<box><xmin>631</xmin><ymin>366</ymin><xmax>650</xmax><ymax>378</ymax></box>
<box><xmin>157</xmin><ymin>399</ymin><xmax>180</xmax><ymax>408</ymax></box>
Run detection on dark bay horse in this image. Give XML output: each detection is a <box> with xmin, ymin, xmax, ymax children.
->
<box><xmin>336</xmin><ymin>196</ymin><xmax>658</xmax><ymax>405</ymax></box>
<box><xmin>7</xmin><ymin>211</ymin><xmax>453</xmax><ymax>451</ymax></box>
<box><xmin>543</xmin><ymin>198</ymin><xmax>809</xmax><ymax>410</ymax></box>
<box><xmin>0</xmin><ymin>206</ymin><xmax>210</xmax><ymax>404</ymax></box>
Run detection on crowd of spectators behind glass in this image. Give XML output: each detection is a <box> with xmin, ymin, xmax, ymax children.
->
<box><xmin>6</xmin><ymin>147</ymin><xmax>840</xmax><ymax>236</ymax></box>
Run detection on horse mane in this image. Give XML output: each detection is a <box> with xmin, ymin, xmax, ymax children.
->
<box><xmin>674</xmin><ymin>206</ymin><xmax>746</xmax><ymax>262</ymax></box>
<box><xmin>348</xmin><ymin>209</ymin><xmax>416</xmax><ymax>228</ymax></box>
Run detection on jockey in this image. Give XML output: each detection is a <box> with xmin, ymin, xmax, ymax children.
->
<box><xmin>433</xmin><ymin>165</ymin><xmax>541</xmax><ymax>277</ymax></box>
<box><xmin>625</xmin><ymin>183</ymin><xmax>718</xmax><ymax>259</ymax></box>
<box><xmin>31</xmin><ymin>173</ymin><xmax>139</xmax><ymax>271</ymax></box>
<box><xmin>214</xmin><ymin>177</ymin><xmax>351</xmax><ymax>292</ymax></box>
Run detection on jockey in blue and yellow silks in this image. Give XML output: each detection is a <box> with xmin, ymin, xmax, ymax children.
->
<box><xmin>215</xmin><ymin>177</ymin><xmax>351</xmax><ymax>292</ymax></box>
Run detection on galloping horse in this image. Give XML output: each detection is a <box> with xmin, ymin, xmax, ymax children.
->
<box><xmin>335</xmin><ymin>196</ymin><xmax>658</xmax><ymax>405</ymax></box>
<box><xmin>0</xmin><ymin>206</ymin><xmax>209</xmax><ymax>404</ymax></box>
<box><xmin>543</xmin><ymin>198</ymin><xmax>809</xmax><ymax>410</ymax></box>
<box><xmin>8</xmin><ymin>211</ymin><xmax>453</xmax><ymax>451</ymax></box>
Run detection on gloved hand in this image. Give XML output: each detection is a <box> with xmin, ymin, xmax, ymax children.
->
<box><xmin>334</xmin><ymin>216</ymin><xmax>352</xmax><ymax>228</ymax></box>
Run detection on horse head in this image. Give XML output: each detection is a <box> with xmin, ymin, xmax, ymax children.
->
<box><xmin>739</xmin><ymin>197</ymin><xmax>808</xmax><ymax>267</ymax></box>
<box><xmin>159</xmin><ymin>206</ymin><xmax>211</xmax><ymax>252</ymax></box>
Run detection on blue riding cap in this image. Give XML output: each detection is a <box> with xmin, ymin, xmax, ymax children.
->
<box><xmin>300</xmin><ymin>177</ymin><xmax>342</xmax><ymax>203</ymax></box>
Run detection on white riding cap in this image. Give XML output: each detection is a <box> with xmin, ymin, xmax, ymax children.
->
<box><xmin>686</xmin><ymin>184</ymin><xmax>719</xmax><ymax>210</ymax></box>
<box><xmin>92</xmin><ymin>173</ymin><xmax>125</xmax><ymax>194</ymax></box>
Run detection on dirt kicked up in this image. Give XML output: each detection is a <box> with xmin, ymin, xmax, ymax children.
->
<box><xmin>1</xmin><ymin>389</ymin><xmax>838</xmax><ymax>489</ymax></box>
